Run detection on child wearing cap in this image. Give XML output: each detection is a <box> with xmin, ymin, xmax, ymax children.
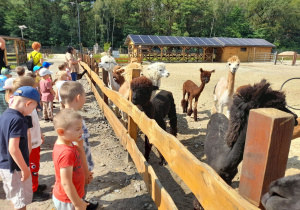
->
<box><xmin>39</xmin><ymin>68</ymin><xmax>55</xmax><ymax>121</ymax></box>
<box><xmin>33</xmin><ymin>65</ymin><xmax>42</xmax><ymax>83</ymax></box>
<box><xmin>3</xmin><ymin>77</ymin><xmax>15</xmax><ymax>103</ymax></box>
<box><xmin>0</xmin><ymin>74</ymin><xmax>8</xmax><ymax>115</ymax></box>
<box><xmin>0</xmin><ymin>86</ymin><xmax>42</xmax><ymax>209</ymax></box>
<box><xmin>1</xmin><ymin>68</ymin><xmax>12</xmax><ymax>79</ymax></box>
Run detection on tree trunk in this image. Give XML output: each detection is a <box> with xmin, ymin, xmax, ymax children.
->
<box><xmin>112</xmin><ymin>15</ymin><xmax>115</xmax><ymax>48</ymax></box>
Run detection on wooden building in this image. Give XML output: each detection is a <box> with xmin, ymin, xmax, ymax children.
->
<box><xmin>124</xmin><ymin>35</ymin><xmax>275</xmax><ymax>62</ymax></box>
<box><xmin>1</xmin><ymin>35</ymin><xmax>28</xmax><ymax>66</ymax></box>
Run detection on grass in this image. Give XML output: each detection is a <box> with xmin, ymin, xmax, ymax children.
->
<box><xmin>93</xmin><ymin>53</ymin><xmax>128</xmax><ymax>59</ymax></box>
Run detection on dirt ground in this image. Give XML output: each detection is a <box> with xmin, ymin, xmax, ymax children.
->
<box><xmin>0</xmin><ymin>56</ymin><xmax>299</xmax><ymax>210</ymax></box>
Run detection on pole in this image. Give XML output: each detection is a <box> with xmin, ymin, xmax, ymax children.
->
<box><xmin>21</xmin><ymin>29</ymin><xmax>24</xmax><ymax>39</ymax></box>
<box><xmin>77</xmin><ymin>2</ymin><xmax>81</xmax><ymax>53</ymax></box>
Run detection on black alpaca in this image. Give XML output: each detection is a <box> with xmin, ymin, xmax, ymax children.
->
<box><xmin>131</xmin><ymin>76</ymin><xmax>177</xmax><ymax>165</ymax></box>
<box><xmin>262</xmin><ymin>174</ymin><xmax>300</xmax><ymax>210</ymax></box>
<box><xmin>193</xmin><ymin>79</ymin><xmax>298</xmax><ymax>210</ymax></box>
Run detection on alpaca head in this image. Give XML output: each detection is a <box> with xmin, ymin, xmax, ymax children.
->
<box><xmin>226</xmin><ymin>79</ymin><xmax>298</xmax><ymax>147</ymax></box>
<box><xmin>130</xmin><ymin>76</ymin><xmax>154</xmax><ymax>106</ymax></box>
<box><xmin>227</xmin><ymin>55</ymin><xmax>240</xmax><ymax>73</ymax></box>
<box><xmin>144</xmin><ymin>62</ymin><xmax>170</xmax><ymax>79</ymax></box>
<box><xmin>113</xmin><ymin>66</ymin><xmax>125</xmax><ymax>84</ymax></box>
<box><xmin>200</xmin><ymin>68</ymin><xmax>215</xmax><ymax>84</ymax></box>
<box><xmin>121</xmin><ymin>62</ymin><xmax>143</xmax><ymax>82</ymax></box>
<box><xmin>98</xmin><ymin>55</ymin><xmax>117</xmax><ymax>71</ymax></box>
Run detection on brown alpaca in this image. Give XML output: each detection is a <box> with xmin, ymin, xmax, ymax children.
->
<box><xmin>181</xmin><ymin>68</ymin><xmax>215</xmax><ymax>121</ymax></box>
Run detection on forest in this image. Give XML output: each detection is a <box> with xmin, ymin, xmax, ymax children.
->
<box><xmin>0</xmin><ymin>0</ymin><xmax>299</xmax><ymax>51</ymax></box>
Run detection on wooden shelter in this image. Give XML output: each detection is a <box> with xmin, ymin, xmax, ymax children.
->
<box><xmin>124</xmin><ymin>35</ymin><xmax>275</xmax><ymax>62</ymax></box>
<box><xmin>1</xmin><ymin>35</ymin><xmax>28</xmax><ymax>66</ymax></box>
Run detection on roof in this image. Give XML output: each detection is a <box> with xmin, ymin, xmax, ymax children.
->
<box><xmin>124</xmin><ymin>35</ymin><xmax>275</xmax><ymax>48</ymax></box>
<box><xmin>0</xmin><ymin>35</ymin><xmax>28</xmax><ymax>42</ymax></box>
<box><xmin>278</xmin><ymin>51</ymin><xmax>296</xmax><ymax>56</ymax></box>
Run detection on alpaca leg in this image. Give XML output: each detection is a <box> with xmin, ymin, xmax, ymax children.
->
<box><xmin>187</xmin><ymin>98</ymin><xmax>193</xmax><ymax>116</ymax></box>
<box><xmin>181</xmin><ymin>99</ymin><xmax>187</xmax><ymax>113</ymax></box>
<box><xmin>219</xmin><ymin>104</ymin><xmax>224</xmax><ymax>114</ymax></box>
<box><xmin>193</xmin><ymin>197</ymin><xmax>204</xmax><ymax>210</ymax></box>
<box><xmin>226</xmin><ymin>109</ymin><xmax>230</xmax><ymax>119</ymax></box>
<box><xmin>193</xmin><ymin>98</ymin><xmax>199</xmax><ymax>121</ymax></box>
<box><xmin>168</xmin><ymin>100</ymin><xmax>178</xmax><ymax>137</ymax></box>
<box><xmin>144</xmin><ymin>136</ymin><xmax>152</xmax><ymax>161</ymax></box>
<box><xmin>158</xmin><ymin>151</ymin><xmax>167</xmax><ymax>166</ymax></box>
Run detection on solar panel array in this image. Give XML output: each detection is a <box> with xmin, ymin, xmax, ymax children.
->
<box><xmin>125</xmin><ymin>35</ymin><xmax>275</xmax><ymax>47</ymax></box>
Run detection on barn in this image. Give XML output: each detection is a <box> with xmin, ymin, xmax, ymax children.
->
<box><xmin>124</xmin><ymin>35</ymin><xmax>275</xmax><ymax>62</ymax></box>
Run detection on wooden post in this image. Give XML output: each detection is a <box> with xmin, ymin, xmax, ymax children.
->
<box><xmin>292</xmin><ymin>52</ymin><xmax>297</xmax><ymax>66</ymax></box>
<box><xmin>128</xmin><ymin>68</ymin><xmax>141</xmax><ymax>143</ymax></box>
<box><xmin>14</xmin><ymin>40</ymin><xmax>19</xmax><ymax>65</ymax></box>
<box><xmin>253</xmin><ymin>47</ymin><xmax>256</xmax><ymax>62</ymax></box>
<box><xmin>273</xmin><ymin>51</ymin><xmax>278</xmax><ymax>65</ymax></box>
<box><xmin>239</xmin><ymin>108</ymin><xmax>294</xmax><ymax>207</ymax></box>
<box><xmin>102</xmin><ymin>68</ymin><xmax>109</xmax><ymax>105</ymax></box>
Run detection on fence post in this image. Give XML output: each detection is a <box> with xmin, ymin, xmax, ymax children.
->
<box><xmin>128</xmin><ymin>68</ymin><xmax>141</xmax><ymax>143</ymax></box>
<box><xmin>14</xmin><ymin>40</ymin><xmax>19</xmax><ymax>65</ymax></box>
<box><xmin>273</xmin><ymin>51</ymin><xmax>278</xmax><ymax>65</ymax></box>
<box><xmin>102</xmin><ymin>68</ymin><xmax>109</xmax><ymax>105</ymax></box>
<box><xmin>239</xmin><ymin>108</ymin><xmax>294</xmax><ymax>207</ymax></box>
<box><xmin>292</xmin><ymin>52</ymin><xmax>297</xmax><ymax>66</ymax></box>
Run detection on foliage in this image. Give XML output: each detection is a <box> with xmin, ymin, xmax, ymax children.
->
<box><xmin>103</xmin><ymin>42</ymin><xmax>111</xmax><ymax>52</ymax></box>
<box><xmin>0</xmin><ymin>0</ymin><xmax>299</xmax><ymax>50</ymax></box>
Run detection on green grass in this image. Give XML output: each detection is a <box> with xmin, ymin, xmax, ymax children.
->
<box><xmin>93</xmin><ymin>53</ymin><xmax>128</xmax><ymax>59</ymax></box>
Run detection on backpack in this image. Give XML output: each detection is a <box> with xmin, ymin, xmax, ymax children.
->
<box><xmin>26</xmin><ymin>52</ymin><xmax>39</xmax><ymax>71</ymax></box>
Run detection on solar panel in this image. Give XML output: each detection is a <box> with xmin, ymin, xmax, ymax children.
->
<box><xmin>130</xmin><ymin>35</ymin><xmax>144</xmax><ymax>44</ymax></box>
<box><xmin>159</xmin><ymin>36</ymin><xmax>172</xmax><ymax>44</ymax></box>
<box><xmin>185</xmin><ymin>37</ymin><xmax>199</xmax><ymax>46</ymax></box>
<box><xmin>149</xmin><ymin>35</ymin><xmax>163</xmax><ymax>45</ymax></box>
<box><xmin>169</xmin><ymin>37</ymin><xmax>181</xmax><ymax>45</ymax></box>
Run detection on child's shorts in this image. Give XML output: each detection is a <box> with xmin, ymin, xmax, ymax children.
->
<box><xmin>0</xmin><ymin>168</ymin><xmax>33</xmax><ymax>209</ymax></box>
<box><xmin>53</xmin><ymin>194</ymin><xmax>75</xmax><ymax>210</ymax></box>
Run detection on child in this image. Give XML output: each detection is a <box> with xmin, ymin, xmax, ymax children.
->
<box><xmin>55</xmin><ymin>71</ymin><xmax>68</xmax><ymax>110</ymax></box>
<box><xmin>1</xmin><ymin>68</ymin><xmax>12</xmax><ymax>79</ymax></box>
<box><xmin>58</xmin><ymin>63</ymin><xmax>71</xmax><ymax>80</ymax></box>
<box><xmin>33</xmin><ymin>65</ymin><xmax>42</xmax><ymax>84</ymax></box>
<box><xmin>0</xmin><ymin>74</ymin><xmax>7</xmax><ymax>115</ymax></box>
<box><xmin>52</xmin><ymin>109</ymin><xmax>88</xmax><ymax>210</ymax></box>
<box><xmin>3</xmin><ymin>77</ymin><xmax>15</xmax><ymax>103</ymax></box>
<box><xmin>16</xmin><ymin>66</ymin><xmax>25</xmax><ymax>77</ymax></box>
<box><xmin>60</xmin><ymin>81</ymin><xmax>98</xmax><ymax>209</ymax></box>
<box><xmin>0</xmin><ymin>86</ymin><xmax>42</xmax><ymax>210</ymax></box>
<box><xmin>39</xmin><ymin>68</ymin><xmax>55</xmax><ymax>122</ymax></box>
<box><xmin>42</xmin><ymin>62</ymin><xmax>57</xmax><ymax>85</ymax></box>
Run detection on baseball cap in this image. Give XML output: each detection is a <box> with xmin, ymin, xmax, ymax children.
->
<box><xmin>42</xmin><ymin>62</ymin><xmax>52</xmax><ymax>68</ymax></box>
<box><xmin>0</xmin><ymin>75</ymin><xmax>7</xmax><ymax>91</ymax></box>
<box><xmin>1</xmin><ymin>68</ymin><xmax>12</xmax><ymax>75</ymax></box>
<box><xmin>3</xmin><ymin>78</ymin><xmax>15</xmax><ymax>89</ymax></box>
<box><xmin>13</xmin><ymin>86</ymin><xmax>42</xmax><ymax>109</ymax></box>
<box><xmin>33</xmin><ymin>66</ymin><xmax>42</xmax><ymax>72</ymax></box>
<box><xmin>39</xmin><ymin>68</ymin><xmax>53</xmax><ymax>77</ymax></box>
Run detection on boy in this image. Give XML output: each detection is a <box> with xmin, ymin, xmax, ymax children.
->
<box><xmin>33</xmin><ymin>65</ymin><xmax>41</xmax><ymax>84</ymax></box>
<box><xmin>55</xmin><ymin>71</ymin><xmax>68</xmax><ymax>110</ymax></box>
<box><xmin>1</xmin><ymin>68</ymin><xmax>12</xmax><ymax>78</ymax></box>
<box><xmin>0</xmin><ymin>86</ymin><xmax>42</xmax><ymax>210</ymax></box>
<box><xmin>16</xmin><ymin>66</ymin><xmax>25</xmax><ymax>77</ymax></box>
<box><xmin>60</xmin><ymin>81</ymin><xmax>98</xmax><ymax>209</ymax></box>
<box><xmin>52</xmin><ymin>109</ymin><xmax>88</xmax><ymax>210</ymax></box>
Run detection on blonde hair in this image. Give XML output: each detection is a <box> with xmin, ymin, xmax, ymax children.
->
<box><xmin>5</xmin><ymin>89</ymin><xmax>14</xmax><ymax>103</ymax></box>
<box><xmin>12</xmin><ymin>76</ymin><xmax>35</xmax><ymax>92</ymax></box>
<box><xmin>58</xmin><ymin>63</ymin><xmax>67</xmax><ymax>70</ymax></box>
<box><xmin>16</xmin><ymin>66</ymin><xmax>25</xmax><ymax>76</ymax></box>
<box><xmin>53</xmin><ymin>109</ymin><xmax>82</xmax><ymax>130</ymax></box>
<box><xmin>60</xmin><ymin>81</ymin><xmax>85</xmax><ymax>105</ymax></box>
<box><xmin>56</xmin><ymin>71</ymin><xmax>68</xmax><ymax>80</ymax></box>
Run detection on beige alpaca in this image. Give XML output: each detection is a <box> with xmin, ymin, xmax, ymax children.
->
<box><xmin>213</xmin><ymin>55</ymin><xmax>240</xmax><ymax>118</ymax></box>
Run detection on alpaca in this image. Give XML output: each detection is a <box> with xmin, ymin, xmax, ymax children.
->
<box><xmin>181</xmin><ymin>68</ymin><xmax>215</xmax><ymax>121</ymax></box>
<box><xmin>141</xmin><ymin>62</ymin><xmax>170</xmax><ymax>87</ymax></box>
<box><xmin>98</xmin><ymin>55</ymin><xmax>118</xmax><ymax>90</ymax></box>
<box><xmin>193</xmin><ymin>79</ymin><xmax>298</xmax><ymax>210</ymax></box>
<box><xmin>261</xmin><ymin>174</ymin><xmax>300</xmax><ymax>210</ymax></box>
<box><xmin>213</xmin><ymin>55</ymin><xmax>240</xmax><ymax>118</ymax></box>
<box><xmin>131</xmin><ymin>76</ymin><xmax>177</xmax><ymax>165</ymax></box>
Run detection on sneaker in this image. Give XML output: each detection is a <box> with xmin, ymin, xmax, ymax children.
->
<box><xmin>37</xmin><ymin>184</ymin><xmax>47</xmax><ymax>192</ymax></box>
<box><xmin>85</xmin><ymin>200</ymin><xmax>99</xmax><ymax>210</ymax></box>
<box><xmin>32</xmin><ymin>191</ymin><xmax>50</xmax><ymax>202</ymax></box>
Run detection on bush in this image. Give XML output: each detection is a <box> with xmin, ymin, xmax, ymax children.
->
<box><xmin>104</xmin><ymin>43</ymin><xmax>111</xmax><ymax>52</ymax></box>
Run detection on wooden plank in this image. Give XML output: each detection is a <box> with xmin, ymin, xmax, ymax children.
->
<box><xmin>14</xmin><ymin>40</ymin><xmax>19</xmax><ymax>65</ymax></box>
<box><xmin>102</xmin><ymin>67</ymin><xmax>109</xmax><ymax>105</ymax></box>
<box><xmin>239</xmin><ymin>108</ymin><xmax>294</xmax><ymax>207</ymax></box>
<box><xmin>293</xmin><ymin>118</ymin><xmax>300</xmax><ymax>139</ymax></box>
<box><xmin>80</xmin><ymin>61</ymin><xmax>258</xmax><ymax>210</ymax></box>
<box><xmin>85</xmin><ymin>74</ymin><xmax>178</xmax><ymax>210</ymax></box>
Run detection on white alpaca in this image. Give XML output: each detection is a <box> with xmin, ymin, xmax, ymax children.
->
<box><xmin>141</xmin><ymin>62</ymin><xmax>170</xmax><ymax>87</ymax></box>
<box><xmin>98</xmin><ymin>55</ymin><xmax>118</xmax><ymax>91</ymax></box>
<box><xmin>213</xmin><ymin>55</ymin><xmax>240</xmax><ymax>118</ymax></box>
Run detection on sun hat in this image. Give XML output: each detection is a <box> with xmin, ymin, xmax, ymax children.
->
<box><xmin>33</xmin><ymin>66</ymin><xmax>42</xmax><ymax>72</ymax></box>
<box><xmin>3</xmin><ymin>78</ymin><xmax>15</xmax><ymax>89</ymax></box>
<box><xmin>42</xmin><ymin>62</ymin><xmax>52</xmax><ymax>68</ymax></box>
<box><xmin>39</xmin><ymin>68</ymin><xmax>53</xmax><ymax>77</ymax></box>
<box><xmin>13</xmin><ymin>86</ymin><xmax>42</xmax><ymax>109</ymax></box>
<box><xmin>1</xmin><ymin>68</ymin><xmax>12</xmax><ymax>75</ymax></box>
<box><xmin>0</xmin><ymin>75</ymin><xmax>7</xmax><ymax>91</ymax></box>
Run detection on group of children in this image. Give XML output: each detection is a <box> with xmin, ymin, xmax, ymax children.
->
<box><xmin>0</xmin><ymin>63</ymin><xmax>98</xmax><ymax>210</ymax></box>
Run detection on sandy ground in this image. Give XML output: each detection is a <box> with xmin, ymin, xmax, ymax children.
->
<box><xmin>0</xmin><ymin>55</ymin><xmax>299</xmax><ymax>210</ymax></box>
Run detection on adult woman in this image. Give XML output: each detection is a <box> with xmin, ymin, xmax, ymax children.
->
<box><xmin>65</xmin><ymin>46</ymin><xmax>82</xmax><ymax>81</ymax></box>
<box><xmin>28</xmin><ymin>42</ymin><xmax>43</xmax><ymax>67</ymax></box>
<box><xmin>0</xmin><ymin>37</ymin><xmax>6</xmax><ymax>72</ymax></box>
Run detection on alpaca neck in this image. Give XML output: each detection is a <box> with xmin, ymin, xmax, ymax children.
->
<box><xmin>196</xmin><ymin>82</ymin><xmax>205</xmax><ymax>95</ymax></box>
<box><xmin>227</xmin><ymin>125</ymin><xmax>248</xmax><ymax>168</ymax></box>
<box><xmin>108</xmin><ymin>70</ymin><xmax>120</xmax><ymax>90</ymax></box>
<box><xmin>151</xmin><ymin>78</ymin><xmax>160</xmax><ymax>87</ymax></box>
<box><xmin>227</xmin><ymin>70</ymin><xmax>235</xmax><ymax>97</ymax></box>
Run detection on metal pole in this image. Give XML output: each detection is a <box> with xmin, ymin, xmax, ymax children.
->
<box><xmin>77</xmin><ymin>2</ymin><xmax>81</xmax><ymax>53</ymax></box>
<box><xmin>21</xmin><ymin>29</ymin><xmax>24</xmax><ymax>39</ymax></box>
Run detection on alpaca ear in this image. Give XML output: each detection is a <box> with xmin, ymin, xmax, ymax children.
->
<box><xmin>200</xmin><ymin>68</ymin><xmax>203</xmax><ymax>72</ymax></box>
<box><xmin>211</xmin><ymin>69</ymin><xmax>215</xmax><ymax>73</ymax></box>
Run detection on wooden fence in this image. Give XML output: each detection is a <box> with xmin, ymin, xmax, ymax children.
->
<box><xmin>79</xmin><ymin>54</ymin><xmax>295</xmax><ymax>210</ymax></box>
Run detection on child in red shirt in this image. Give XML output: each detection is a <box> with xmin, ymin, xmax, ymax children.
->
<box><xmin>52</xmin><ymin>109</ymin><xmax>88</xmax><ymax>210</ymax></box>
